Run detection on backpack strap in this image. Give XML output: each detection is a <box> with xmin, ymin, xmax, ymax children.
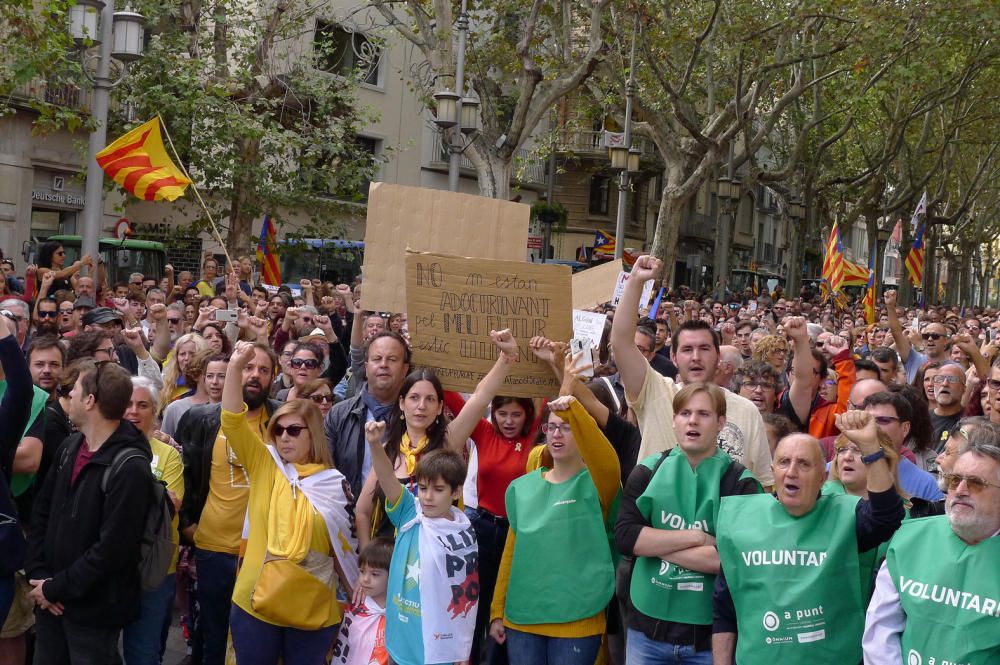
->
<box><xmin>101</xmin><ymin>449</ymin><xmax>149</xmax><ymax>493</ymax></box>
<box><xmin>719</xmin><ymin>459</ymin><xmax>752</xmax><ymax>497</ymax></box>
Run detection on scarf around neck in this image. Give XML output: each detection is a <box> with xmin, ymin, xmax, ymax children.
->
<box><xmin>362</xmin><ymin>387</ymin><xmax>394</xmax><ymax>423</ymax></box>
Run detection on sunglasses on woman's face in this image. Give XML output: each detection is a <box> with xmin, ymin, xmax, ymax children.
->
<box><xmin>290</xmin><ymin>358</ymin><xmax>320</xmax><ymax>369</ymax></box>
<box><xmin>309</xmin><ymin>394</ymin><xmax>335</xmax><ymax>404</ymax></box>
<box><xmin>273</xmin><ymin>424</ymin><xmax>307</xmax><ymax>438</ymax></box>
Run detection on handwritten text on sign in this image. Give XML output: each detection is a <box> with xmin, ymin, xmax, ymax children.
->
<box><xmin>405</xmin><ymin>251</ymin><xmax>573</xmax><ymax>398</ymax></box>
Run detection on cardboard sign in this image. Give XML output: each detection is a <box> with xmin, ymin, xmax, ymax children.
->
<box><xmin>571</xmin><ymin>260</ymin><xmax>621</xmax><ymax>309</ymax></box>
<box><xmin>361</xmin><ymin>183</ymin><xmax>530</xmax><ymax>313</ymax></box>
<box><xmin>405</xmin><ymin>251</ymin><xmax>572</xmax><ymax>397</ymax></box>
<box><xmin>572</xmin><ymin>310</ymin><xmax>607</xmax><ymax>350</ymax></box>
<box><xmin>611</xmin><ymin>271</ymin><xmax>655</xmax><ymax>310</ymax></box>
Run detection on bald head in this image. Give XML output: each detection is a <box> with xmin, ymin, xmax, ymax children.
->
<box><xmin>772</xmin><ymin>433</ymin><xmax>827</xmax><ymax>516</ymax></box>
<box><xmin>850</xmin><ymin>378</ymin><xmax>887</xmax><ymax>409</ymax></box>
<box><xmin>775</xmin><ymin>433</ymin><xmax>826</xmax><ymax>465</ymax></box>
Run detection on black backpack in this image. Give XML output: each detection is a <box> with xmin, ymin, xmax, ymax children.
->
<box><xmin>101</xmin><ymin>449</ymin><xmax>176</xmax><ymax>592</ymax></box>
<box><xmin>56</xmin><ymin>442</ymin><xmax>176</xmax><ymax>592</ymax></box>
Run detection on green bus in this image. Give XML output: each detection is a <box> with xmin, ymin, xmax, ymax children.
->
<box><xmin>25</xmin><ymin>235</ymin><xmax>167</xmax><ymax>285</ymax></box>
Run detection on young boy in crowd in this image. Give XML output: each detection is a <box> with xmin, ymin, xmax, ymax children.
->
<box><xmin>331</xmin><ymin>539</ymin><xmax>393</xmax><ymax>665</ymax></box>
<box><xmin>363</xmin><ymin>421</ymin><xmax>479</xmax><ymax>665</ymax></box>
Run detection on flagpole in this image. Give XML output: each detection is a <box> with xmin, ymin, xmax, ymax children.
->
<box><xmin>155</xmin><ymin>114</ymin><xmax>235</xmax><ymax>272</ymax></box>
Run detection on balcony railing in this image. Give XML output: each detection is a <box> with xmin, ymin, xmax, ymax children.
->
<box><xmin>7</xmin><ymin>77</ymin><xmax>92</xmax><ymax>112</ymax></box>
<box><xmin>429</xmin><ymin>133</ymin><xmax>547</xmax><ymax>186</ymax></box>
<box><xmin>556</xmin><ymin>130</ymin><xmax>656</xmax><ymax>158</ymax></box>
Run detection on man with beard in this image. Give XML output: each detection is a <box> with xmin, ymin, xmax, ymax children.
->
<box><xmin>712</xmin><ymin>413</ymin><xmax>904</xmax><ymax>665</ymax></box>
<box><xmin>15</xmin><ymin>336</ymin><xmax>66</xmax><ymax>526</ymax></box>
<box><xmin>930</xmin><ymin>362</ymin><xmax>968</xmax><ymax>451</ymax></box>
<box><xmin>32</xmin><ymin>298</ymin><xmax>60</xmax><ymax>338</ymax></box>
<box><xmin>611</xmin><ymin>255</ymin><xmax>774</xmax><ymax>489</ymax></box>
<box><xmin>863</xmin><ymin>427</ymin><xmax>1000</xmax><ymax>664</ymax></box>
<box><xmin>175</xmin><ymin>342</ymin><xmax>279</xmax><ymax>665</ymax></box>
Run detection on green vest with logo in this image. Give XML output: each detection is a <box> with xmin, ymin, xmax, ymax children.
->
<box><xmin>504</xmin><ymin>467</ymin><xmax>614</xmax><ymax>625</ymax></box>
<box><xmin>886</xmin><ymin>516</ymin><xmax>1000</xmax><ymax>665</ymax></box>
<box><xmin>716</xmin><ymin>493</ymin><xmax>863</xmax><ymax>665</ymax></box>
<box><xmin>630</xmin><ymin>448</ymin><xmax>732</xmax><ymax>625</ymax></box>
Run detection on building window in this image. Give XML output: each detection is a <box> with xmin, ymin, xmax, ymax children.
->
<box><xmin>314</xmin><ymin>21</ymin><xmax>382</xmax><ymax>86</ymax></box>
<box><xmin>589</xmin><ymin>175</ymin><xmax>610</xmax><ymax>216</ymax></box>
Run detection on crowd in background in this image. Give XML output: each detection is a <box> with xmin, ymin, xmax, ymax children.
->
<box><xmin>0</xmin><ymin>240</ymin><xmax>996</xmax><ymax>665</ymax></box>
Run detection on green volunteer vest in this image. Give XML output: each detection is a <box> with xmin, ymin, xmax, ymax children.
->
<box><xmin>717</xmin><ymin>493</ymin><xmax>864</xmax><ymax>665</ymax></box>
<box><xmin>886</xmin><ymin>516</ymin><xmax>1000</xmax><ymax>665</ymax></box>
<box><xmin>821</xmin><ymin>480</ymin><xmax>884</xmax><ymax>601</ymax></box>
<box><xmin>0</xmin><ymin>381</ymin><xmax>48</xmax><ymax>496</ymax></box>
<box><xmin>630</xmin><ymin>448</ymin><xmax>731</xmax><ymax>625</ymax></box>
<box><xmin>505</xmin><ymin>467</ymin><xmax>614</xmax><ymax>625</ymax></box>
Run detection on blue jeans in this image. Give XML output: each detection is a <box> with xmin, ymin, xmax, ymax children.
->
<box><xmin>195</xmin><ymin>549</ymin><xmax>238</xmax><ymax>665</ymax></box>
<box><xmin>123</xmin><ymin>573</ymin><xmax>176</xmax><ymax>665</ymax></box>
<box><xmin>625</xmin><ymin>628</ymin><xmax>712</xmax><ymax>665</ymax></box>
<box><xmin>505</xmin><ymin>629</ymin><xmax>601</xmax><ymax>665</ymax></box>
<box><xmin>466</xmin><ymin>506</ymin><xmax>509</xmax><ymax>665</ymax></box>
<box><xmin>229</xmin><ymin>604</ymin><xmax>339</xmax><ymax>665</ymax></box>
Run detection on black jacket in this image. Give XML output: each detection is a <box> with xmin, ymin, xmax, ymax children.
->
<box><xmin>26</xmin><ymin>420</ymin><xmax>153</xmax><ymax>627</ymax></box>
<box><xmin>323</xmin><ymin>391</ymin><xmax>369</xmax><ymax>497</ymax></box>
<box><xmin>175</xmin><ymin>400</ymin><xmax>280</xmax><ymax>535</ymax></box>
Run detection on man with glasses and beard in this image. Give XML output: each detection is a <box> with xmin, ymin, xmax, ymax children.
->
<box><xmin>864</xmin><ymin>426</ymin><xmax>1000</xmax><ymax>664</ymax></box>
<box><xmin>174</xmin><ymin>343</ymin><xmax>279</xmax><ymax>665</ymax></box>
<box><xmin>32</xmin><ymin>298</ymin><xmax>60</xmax><ymax>338</ymax></box>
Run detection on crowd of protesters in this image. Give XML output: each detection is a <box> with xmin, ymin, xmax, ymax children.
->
<box><xmin>0</xmin><ymin>240</ymin><xmax>996</xmax><ymax>665</ymax></box>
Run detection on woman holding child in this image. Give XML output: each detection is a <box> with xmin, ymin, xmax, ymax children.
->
<box><xmin>220</xmin><ymin>341</ymin><xmax>359</xmax><ymax>665</ymax></box>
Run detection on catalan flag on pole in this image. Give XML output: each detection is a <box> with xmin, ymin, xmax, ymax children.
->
<box><xmin>256</xmin><ymin>216</ymin><xmax>282</xmax><ymax>286</ymax></box>
<box><xmin>96</xmin><ymin>118</ymin><xmax>191</xmax><ymax>201</ymax></box>
<box><xmin>594</xmin><ymin>229</ymin><xmax>616</xmax><ymax>256</ymax></box>
<box><xmin>905</xmin><ymin>193</ymin><xmax>928</xmax><ymax>288</ymax></box>
<box><xmin>821</xmin><ymin>221</ymin><xmax>845</xmax><ymax>293</ymax></box>
<box><xmin>862</xmin><ymin>246</ymin><xmax>877</xmax><ymax>324</ymax></box>
<box><xmin>842</xmin><ymin>258</ymin><xmax>871</xmax><ymax>287</ymax></box>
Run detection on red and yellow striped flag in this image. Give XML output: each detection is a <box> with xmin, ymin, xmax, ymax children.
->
<box><xmin>96</xmin><ymin>118</ymin><xmax>191</xmax><ymax>201</ymax></box>
<box><xmin>821</xmin><ymin>222</ymin><xmax>845</xmax><ymax>293</ymax></box>
<box><xmin>256</xmin><ymin>216</ymin><xmax>282</xmax><ymax>286</ymax></box>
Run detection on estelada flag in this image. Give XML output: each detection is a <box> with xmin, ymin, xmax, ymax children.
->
<box><xmin>256</xmin><ymin>216</ymin><xmax>282</xmax><ymax>286</ymax></box>
<box><xmin>905</xmin><ymin>221</ymin><xmax>926</xmax><ymax>288</ymax></box>
<box><xmin>594</xmin><ymin>229</ymin><xmax>615</xmax><ymax>255</ymax></box>
<box><xmin>821</xmin><ymin>222</ymin><xmax>845</xmax><ymax>293</ymax></box>
<box><xmin>96</xmin><ymin>118</ymin><xmax>191</xmax><ymax>201</ymax></box>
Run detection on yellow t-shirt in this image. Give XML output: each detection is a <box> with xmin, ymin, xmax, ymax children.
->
<box><xmin>194</xmin><ymin>409</ymin><xmax>265</xmax><ymax>554</ymax></box>
<box><xmin>196</xmin><ymin>280</ymin><xmax>216</xmax><ymax>297</ymax></box>
<box><xmin>149</xmin><ymin>437</ymin><xmax>185</xmax><ymax>574</ymax></box>
<box><xmin>221</xmin><ymin>408</ymin><xmax>342</xmax><ymax>627</ymax></box>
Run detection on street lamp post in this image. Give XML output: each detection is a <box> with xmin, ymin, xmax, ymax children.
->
<box><xmin>610</xmin><ymin>14</ymin><xmax>640</xmax><ymax>262</ymax></box>
<box><xmin>875</xmin><ymin>225</ymin><xmax>891</xmax><ymax>294</ymax></box>
<box><xmin>431</xmin><ymin>0</ymin><xmax>480</xmax><ymax>193</ymax></box>
<box><xmin>71</xmin><ymin>0</ymin><xmax>145</xmax><ymax>275</ymax></box>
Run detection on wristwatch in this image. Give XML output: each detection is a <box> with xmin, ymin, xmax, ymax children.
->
<box><xmin>861</xmin><ymin>447</ymin><xmax>886</xmax><ymax>465</ymax></box>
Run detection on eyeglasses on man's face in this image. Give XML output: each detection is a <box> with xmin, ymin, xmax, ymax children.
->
<box><xmin>942</xmin><ymin>473</ymin><xmax>1000</xmax><ymax>494</ymax></box>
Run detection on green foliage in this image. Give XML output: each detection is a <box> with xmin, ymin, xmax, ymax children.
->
<box><xmin>530</xmin><ymin>199</ymin><xmax>567</xmax><ymax>230</ymax></box>
<box><xmin>103</xmin><ymin>0</ymin><xmax>381</xmax><ymax>255</ymax></box>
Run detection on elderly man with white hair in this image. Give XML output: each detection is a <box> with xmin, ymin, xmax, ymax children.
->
<box><xmin>715</xmin><ymin>345</ymin><xmax>743</xmax><ymax>390</ymax></box>
<box><xmin>0</xmin><ymin>298</ymin><xmax>31</xmax><ymax>352</ymax></box>
<box><xmin>863</xmin><ymin>423</ymin><xmax>1000</xmax><ymax>664</ymax></box>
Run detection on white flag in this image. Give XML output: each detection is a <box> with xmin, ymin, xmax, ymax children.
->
<box><xmin>909</xmin><ymin>191</ymin><xmax>927</xmax><ymax>232</ymax></box>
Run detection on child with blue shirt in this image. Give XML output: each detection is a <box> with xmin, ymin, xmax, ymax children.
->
<box><xmin>364</xmin><ymin>421</ymin><xmax>479</xmax><ymax>665</ymax></box>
